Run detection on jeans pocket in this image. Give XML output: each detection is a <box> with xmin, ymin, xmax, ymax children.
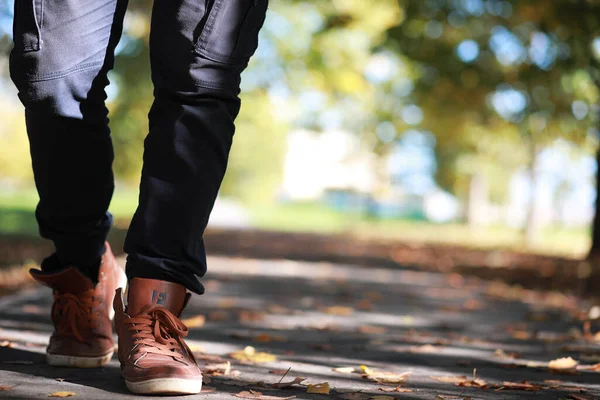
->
<box><xmin>195</xmin><ymin>0</ymin><xmax>268</xmax><ymax>65</ymax></box>
<box><xmin>12</xmin><ymin>0</ymin><xmax>43</xmax><ymax>52</ymax></box>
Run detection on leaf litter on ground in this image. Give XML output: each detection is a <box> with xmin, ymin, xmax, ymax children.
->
<box><xmin>360</xmin><ymin>365</ymin><xmax>411</xmax><ymax>384</ymax></box>
<box><xmin>229</xmin><ymin>346</ymin><xmax>277</xmax><ymax>364</ymax></box>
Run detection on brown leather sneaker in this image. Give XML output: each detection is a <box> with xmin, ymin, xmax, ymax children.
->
<box><xmin>114</xmin><ymin>278</ymin><xmax>202</xmax><ymax>395</ymax></box>
<box><xmin>30</xmin><ymin>242</ymin><xmax>126</xmax><ymax>368</ymax></box>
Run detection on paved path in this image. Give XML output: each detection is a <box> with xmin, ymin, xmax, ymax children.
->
<box><xmin>1</xmin><ymin>257</ymin><xmax>600</xmax><ymax>399</ymax></box>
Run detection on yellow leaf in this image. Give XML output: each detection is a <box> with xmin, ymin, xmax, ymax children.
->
<box><xmin>181</xmin><ymin>315</ymin><xmax>206</xmax><ymax>328</ymax></box>
<box><xmin>229</xmin><ymin>346</ymin><xmax>277</xmax><ymax>364</ymax></box>
<box><xmin>549</xmin><ymin>357</ymin><xmax>578</xmax><ymax>370</ymax></box>
<box><xmin>333</xmin><ymin>367</ymin><xmax>355</xmax><ymax>373</ymax></box>
<box><xmin>360</xmin><ymin>366</ymin><xmax>412</xmax><ymax>384</ymax></box>
<box><xmin>324</xmin><ymin>306</ymin><xmax>354</xmax><ymax>316</ymax></box>
<box><xmin>306</xmin><ymin>382</ymin><xmax>330</xmax><ymax>394</ymax></box>
<box><xmin>48</xmin><ymin>392</ymin><xmax>76</xmax><ymax>398</ymax></box>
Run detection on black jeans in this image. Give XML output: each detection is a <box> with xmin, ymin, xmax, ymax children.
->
<box><xmin>9</xmin><ymin>0</ymin><xmax>268</xmax><ymax>294</ymax></box>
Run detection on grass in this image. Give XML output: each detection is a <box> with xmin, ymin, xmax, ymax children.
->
<box><xmin>0</xmin><ymin>189</ymin><xmax>591</xmax><ymax>258</ymax></box>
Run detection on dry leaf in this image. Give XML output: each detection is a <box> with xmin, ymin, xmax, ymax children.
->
<box><xmin>369</xmin><ymin>396</ymin><xmax>396</xmax><ymax>400</ymax></box>
<box><xmin>568</xmin><ymin>395</ymin><xmax>596</xmax><ymax>400</ymax></box>
<box><xmin>181</xmin><ymin>315</ymin><xmax>206</xmax><ymax>328</ymax></box>
<box><xmin>361</xmin><ymin>366</ymin><xmax>411</xmax><ymax>384</ymax></box>
<box><xmin>333</xmin><ymin>367</ymin><xmax>355</xmax><ymax>373</ymax></box>
<box><xmin>254</xmin><ymin>333</ymin><xmax>287</xmax><ymax>343</ymax></box>
<box><xmin>379</xmin><ymin>387</ymin><xmax>412</xmax><ymax>393</ymax></box>
<box><xmin>229</xmin><ymin>346</ymin><xmax>277</xmax><ymax>364</ymax></box>
<box><xmin>494</xmin><ymin>349</ymin><xmax>520</xmax><ymax>359</ymax></box>
<box><xmin>204</xmin><ymin>361</ymin><xmax>231</xmax><ymax>376</ymax></box>
<box><xmin>355</xmin><ymin>299</ymin><xmax>374</xmax><ymax>311</ymax></box>
<box><xmin>494</xmin><ymin>381</ymin><xmax>543</xmax><ymax>391</ymax></box>
<box><xmin>234</xmin><ymin>390</ymin><xmax>295</xmax><ymax>399</ymax></box>
<box><xmin>269</xmin><ymin>369</ymin><xmax>290</xmax><ymax>375</ymax></box>
<box><xmin>409</xmin><ymin>344</ymin><xmax>439</xmax><ymax>353</ymax></box>
<box><xmin>430</xmin><ymin>375</ymin><xmax>487</xmax><ymax>388</ymax></box>
<box><xmin>48</xmin><ymin>392</ymin><xmax>76</xmax><ymax>398</ymax></box>
<box><xmin>0</xmin><ymin>386</ymin><xmax>13</xmax><ymax>391</ymax></box>
<box><xmin>238</xmin><ymin>310</ymin><xmax>266</xmax><ymax>322</ymax></box>
<box><xmin>306</xmin><ymin>382</ymin><xmax>330</xmax><ymax>394</ymax></box>
<box><xmin>324</xmin><ymin>306</ymin><xmax>354</xmax><ymax>316</ymax></box>
<box><xmin>577</xmin><ymin>363</ymin><xmax>600</xmax><ymax>371</ymax></box>
<box><xmin>272</xmin><ymin>377</ymin><xmax>306</xmax><ymax>389</ymax></box>
<box><xmin>0</xmin><ymin>341</ymin><xmax>12</xmax><ymax>347</ymax></box>
<box><xmin>358</xmin><ymin>326</ymin><xmax>386</xmax><ymax>335</ymax></box>
<box><xmin>549</xmin><ymin>357</ymin><xmax>578</xmax><ymax>370</ymax></box>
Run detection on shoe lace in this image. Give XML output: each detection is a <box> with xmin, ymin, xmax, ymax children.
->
<box><xmin>52</xmin><ymin>289</ymin><xmax>98</xmax><ymax>343</ymax></box>
<box><xmin>125</xmin><ymin>307</ymin><xmax>196</xmax><ymax>364</ymax></box>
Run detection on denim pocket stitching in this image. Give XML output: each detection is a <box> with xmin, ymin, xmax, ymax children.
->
<box><xmin>22</xmin><ymin>61</ymin><xmax>104</xmax><ymax>82</ymax></box>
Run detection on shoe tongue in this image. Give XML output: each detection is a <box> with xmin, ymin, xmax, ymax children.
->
<box><xmin>30</xmin><ymin>267</ymin><xmax>94</xmax><ymax>293</ymax></box>
<box><xmin>126</xmin><ymin>278</ymin><xmax>188</xmax><ymax>316</ymax></box>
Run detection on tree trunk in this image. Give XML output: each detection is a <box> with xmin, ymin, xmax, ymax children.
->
<box><xmin>588</xmin><ymin>145</ymin><xmax>600</xmax><ymax>258</ymax></box>
<box><xmin>523</xmin><ymin>132</ymin><xmax>539</xmax><ymax>249</ymax></box>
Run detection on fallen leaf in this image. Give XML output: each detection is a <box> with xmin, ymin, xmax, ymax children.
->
<box><xmin>361</xmin><ymin>366</ymin><xmax>412</xmax><ymax>384</ymax></box>
<box><xmin>567</xmin><ymin>395</ymin><xmax>596</xmax><ymax>400</ymax></box>
<box><xmin>0</xmin><ymin>386</ymin><xmax>13</xmax><ymax>391</ymax></box>
<box><xmin>576</xmin><ymin>363</ymin><xmax>600</xmax><ymax>371</ymax></box>
<box><xmin>494</xmin><ymin>349</ymin><xmax>520</xmax><ymax>359</ymax></box>
<box><xmin>409</xmin><ymin>344</ymin><xmax>439</xmax><ymax>353</ymax></box>
<box><xmin>379</xmin><ymin>386</ymin><xmax>412</xmax><ymax>393</ymax></box>
<box><xmin>0</xmin><ymin>341</ymin><xmax>12</xmax><ymax>347</ymax></box>
<box><xmin>22</xmin><ymin>305</ymin><xmax>42</xmax><ymax>314</ymax></box>
<box><xmin>253</xmin><ymin>333</ymin><xmax>287</xmax><ymax>343</ymax></box>
<box><xmin>238</xmin><ymin>310</ymin><xmax>266</xmax><ymax>322</ymax></box>
<box><xmin>55</xmin><ymin>378</ymin><xmax>65</xmax><ymax>382</ymax></box>
<box><xmin>207</xmin><ymin>311</ymin><xmax>230</xmax><ymax>321</ymax></box>
<box><xmin>269</xmin><ymin>369</ymin><xmax>290</xmax><ymax>375</ymax></box>
<box><xmin>549</xmin><ymin>357</ymin><xmax>578</xmax><ymax>370</ymax></box>
<box><xmin>48</xmin><ymin>392</ymin><xmax>76</xmax><ymax>398</ymax></box>
<box><xmin>204</xmin><ymin>361</ymin><xmax>231</xmax><ymax>376</ymax></box>
<box><xmin>369</xmin><ymin>396</ymin><xmax>396</xmax><ymax>400</ymax></box>
<box><xmin>358</xmin><ymin>326</ymin><xmax>386</xmax><ymax>335</ymax></box>
<box><xmin>355</xmin><ymin>299</ymin><xmax>374</xmax><ymax>311</ymax></box>
<box><xmin>430</xmin><ymin>375</ymin><xmax>487</xmax><ymax>389</ymax></box>
<box><xmin>494</xmin><ymin>381</ymin><xmax>543</xmax><ymax>391</ymax></box>
<box><xmin>333</xmin><ymin>367</ymin><xmax>355</xmax><ymax>373</ymax></box>
<box><xmin>306</xmin><ymin>382</ymin><xmax>330</xmax><ymax>394</ymax></box>
<box><xmin>324</xmin><ymin>306</ymin><xmax>354</xmax><ymax>316</ymax></box>
<box><xmin>181</xmin><ymin>315</ymin><xmax>206</xmax><ymax>328</ymax></box>
<box><xmin>229</xmin><ymin>346</ymin><xmax>277</xmax><ymax>364</ymax></box>
<box><xmin>272</xmin><ymin>377</ymin><xmax>306</xmax><ymax>389</ymax></box>
<box><xmin>234</xmin><ymin>390</ymin><xmax>295</xmax><ymax>399</ymax></box>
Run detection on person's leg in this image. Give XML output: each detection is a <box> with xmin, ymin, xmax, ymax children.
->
<box><xmin>115</xmin><ymin>0</ymin><xmax>268</xmax><ymax>395</ymax></box>
<box><xmin>10</xmin><ymin>0</ymin><xmax>128</xmax><ymax>367</ymax></box>
<box><xmin>124</xmin><ymin>0</ymin><xmax>268</xmax><ymax>294</ymax></box>
<box><xmin>10</xmin><ymin>0</ymin><xmax>127</xmax><ymax>278</ymax></box>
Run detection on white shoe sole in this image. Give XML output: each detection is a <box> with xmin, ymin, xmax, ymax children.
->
<box><xmin>46</xmin><ymin>351</ymin><xmax>114</xmax><ymax>368</ymax></box>
<box><xmin>125</xmin><ymin>378</ymin><xmax>202</xmax><ymax>395</ymax></box>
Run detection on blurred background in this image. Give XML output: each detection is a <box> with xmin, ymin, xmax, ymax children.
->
<box><xmin>1</xmin><ymin>0</ymin><xmax>600</xmax><ymax>260</ymax></box>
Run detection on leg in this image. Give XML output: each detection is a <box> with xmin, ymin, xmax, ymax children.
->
<box><xmin>10</xmin><ymin>0</ymin><xmax>127</xmax><ymax>276</ymax></box>
<box><xmin>124</xmin><ymin>0</ymin><xmax>268</xmax><ymax>294</ymax></box>
<box><xmin>10</xmin><ymin>0</ymin><xmax>128</xmax><ymax>368</ymax></box>
<box><xmin>116</xmin><ymin>0</ymin><xmax>268</xmax><ymax>394</ymax></box>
